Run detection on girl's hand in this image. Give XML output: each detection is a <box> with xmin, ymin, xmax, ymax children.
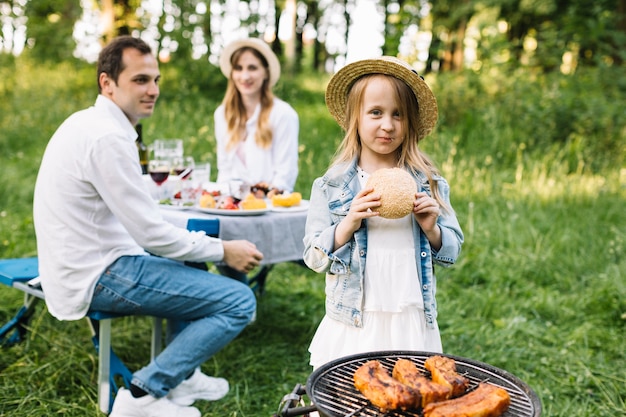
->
<box><xmin>334</xmin><ymin>187</ymin><xmax>380</xmax><ymax>249</ymax></box>
<box><xmin>413</xmin><ymin>192</ymin><xmax>442</xmax><ymax>250</ymax></box>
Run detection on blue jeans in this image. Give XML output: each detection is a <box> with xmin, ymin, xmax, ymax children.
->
<box><xmin>88</xmin><ymin>255</ymin><xmax>256</xmax><ymax>398</ymax></box>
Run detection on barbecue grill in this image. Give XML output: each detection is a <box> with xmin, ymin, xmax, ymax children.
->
<box><xmin>275</xmin><ymin>350</ymin><xmax>541</xmax><ymax>417</ymax></box>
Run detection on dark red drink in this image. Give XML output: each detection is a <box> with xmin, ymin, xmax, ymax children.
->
<box><xmin>174</xmin><ymin>168</ymin><xmax>193</xmax><ymax>179</ymax></box>
<box><xmin>150</xmin><ymin>170</ymin><xmax>170</xmax><ymax>185</ymax></box>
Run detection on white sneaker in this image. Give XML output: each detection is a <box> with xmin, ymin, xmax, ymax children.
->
<box><xmin>110</xmin><ymin>387</ymin><xmax>200</xmax><ymax>417</ymax></box>
<box><xmin>168</xmin><ymin>368</ymin><xmax>230</xmax><ymax>406</ymax></box>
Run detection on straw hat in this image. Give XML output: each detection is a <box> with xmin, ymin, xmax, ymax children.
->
<box><xmin>219</xmin><ymin>38</ymin><xmax>281</xmax><ymax>87</ymax></box>
<box><xmin>325</xmin><ymin>56</ymin><xmax>438</xmax><ymax>140</ymax></box>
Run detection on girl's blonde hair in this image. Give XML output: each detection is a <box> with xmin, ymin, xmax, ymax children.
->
<box><xmin>222</xmin><ymin>47</ymin><xmax>275</xmax><ymax>151</ymax></box>
<box><xmin>332</xmin><ymin>74</ymin><xmax>449</xmax><ymax>211</ymax></box>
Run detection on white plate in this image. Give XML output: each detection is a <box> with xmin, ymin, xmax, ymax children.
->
<box><xmin>270</xmin><ymin>200</ymin><xmax>310</xmax><ymax>213</ymax></box>
<box><xmin>193</xmin><ymin>206</ymin><xmax>269</xmax><ymax>216</ymax></box>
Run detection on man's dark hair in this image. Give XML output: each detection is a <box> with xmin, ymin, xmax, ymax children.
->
<box><xmin>97</xmin><ymin>36</ymin><xmax>153</xmax><ymax>93</ymax></box>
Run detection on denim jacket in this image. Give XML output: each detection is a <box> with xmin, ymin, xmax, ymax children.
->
<box><xmin>303</xmin><ymin>159</ymin><xmax>463</xmax><ymax>329</ymax></box>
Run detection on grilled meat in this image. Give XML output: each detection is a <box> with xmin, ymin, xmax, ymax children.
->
<box><xmin>423</xmin><ymin>382</ymin><xmax>511</xmax><ymax>417</ymax></box>
<box><xmin>392</xmin><ymin>358</ymin><xmax>453</xmax><ymax>407</ymax></box>
<box><xmin>353</xmin><ymin>360</ymin><xmax>421</xmax><ymax>412</ymax></box>
<box><xmin>424</xmin><ymin>355</ymin><xmax>470</xmax><ymax>398</ymax></box>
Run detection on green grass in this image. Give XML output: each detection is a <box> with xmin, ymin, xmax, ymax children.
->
<box><xmin>1</xmin><ymin>58</ymin><xmax>625</xmax><ymax>416</ymax></box>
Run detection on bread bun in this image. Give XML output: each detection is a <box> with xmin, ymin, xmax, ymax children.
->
<box><xmin>366</xmin><ymin>168</ymin><xmax>415</xmax><ymax>219</ymax></box>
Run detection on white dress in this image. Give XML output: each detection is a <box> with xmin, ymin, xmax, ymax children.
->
<box><xmin>308</xmin><ymin>167</ymin><xmax>442</xmax><ymax>369</ymax></box>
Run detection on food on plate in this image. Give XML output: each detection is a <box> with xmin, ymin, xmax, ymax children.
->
<box><xmin>251</xmin><ymin>182</ymin><xmax>270</xmax><ymax>198</ymax></box>
<box><xmin>202</xmin><ymin>189</ymin><xmax>221</xmax><ymax>197</ymax></box>
<box><xmin>200</xmin><ymin>191</ymin><xmax>267</xmax><ymax>211</ymax></box>
<box><xmin>160</xmin><ymin>197</ymin><xmax>193</xmax><ymax>207</ymax></box>
<box><xmin>240</xmin><ymin>193</ymin><xmax>267</xmax><ymax>210</ymax></box>
<box><xmin>424</xmin><ymin>356</ymin><xmax>470</xmax><ymax>398</ymax></box>
<box><xmin>423</xmin><ymin>382</ymin><xmax>511</xmax><ymax>417</ymax></box>
<box><xmin>353</xmin><ymin>360</ymin><xmax>421</xmax><ymax>412</ymax></box>
<box><xmin>251</xmin><ymin>182</ymin><xmax>284</xmax><ymax>198</ymax></box>
<box><xmin>199</xmin><ymin>193</ymin><xmax>216</xmax><ymax>208</ymax></box>
<box><xmin>216</xmin><ymin>195</ymin><xmax>238</xmax><ymax>210</ymax></box>
<box><xmin>392</xmin><ymin>358</ymin><xmax>452</xmax><ymax>407</ymax></box>
<box><xmin>365</xmin><ymin>167</ymin><xmax>416</xmax><ymax>219</ymax></box>
<box><xmin>271</xmin><ymin>192</ymin><xmax>302</xmax><ymax>208</ymax></box>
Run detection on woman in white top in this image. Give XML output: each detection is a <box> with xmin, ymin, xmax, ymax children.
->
<box><xmin>214</xmin><ymin>37</ymin><xmax>299</xmax><ymax>194</ymax></box>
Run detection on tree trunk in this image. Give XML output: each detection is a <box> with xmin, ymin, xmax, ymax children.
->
<box><xmin>382</xmin><ymin>0</ymin><xmax>390</xmax><ymax>55</ymax></box>
<box><xmin>451</xmin><ymin>18</ymin><xmax>467</xmax><ymax>70</ymax></box>
<box><xmin>343</xmin><ymin>0</ymin><xmax>351</xmax><ymax>61</ymax></box>
<box><xmin>441</xmin><ymin>33</ymin><xmax>453</xmax><ymax>72</ymax></box>
<box><xmin>615</xmin><ymin>0</ymin><xmax>626</xmax><ymax>65</ymax></box>
<box><xmin>305</xmin><ymin>0</ymin><xmax>325</xmax><ymax>71</ymax></box>
<box><xmin>101</xmin><ymin>0</ymin><xmax>115</xmax><ymax>43</ymax></box>
<box><xmin>202</xmin><ymin>2</ymin><xmax>212</xmax><ymax>55</ymax></box>
<box><xmin>283</xmin><ymin>0</ymin><xmax>297</xmax><ymax>73</ymax></box>
<box><xmin>273</xmin><ymin>2</ymin><xmax>282</xmax><ymax>56</ymax></box>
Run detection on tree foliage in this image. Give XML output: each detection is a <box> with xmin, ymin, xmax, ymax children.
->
<box><xmin>23</xmin><ymin>0</ymin><xmax>82</xmax><ymax>62</ymax></box>
<box><xmin>491</xmin><ymin>0</ymin><xmax>625</xmax><ymax>70</ymax></box>
<box><xmin>0</xmin><ymin>0</ymin><xmax>624</xmax><ymax>73</ymax></box>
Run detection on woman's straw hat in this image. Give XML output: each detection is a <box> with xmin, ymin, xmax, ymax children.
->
<box><xmin>325</xmin><ymin>56</ymin><xmax>438</xmax><ymax>140</ymax></box>
<box><xmin>219</xmin><ymin>38</ymin><xmax>281</xmax><ymax>87</ymax></box>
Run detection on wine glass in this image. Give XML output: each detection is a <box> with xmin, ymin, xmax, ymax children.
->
<box><xmin>148</xmin><ymin>159</ymin><xmax>171</xmax><ymax>200</ymax></box>
<box><xmin>174</xmin><ymin>156</ymin><xmax>198</xmax><ymax>205</ymax></box>
<box><xmin>152</xmin><ymin>139</ymin><xmax>183</xmax><ymax>161</ymax></box>
<box><xmin>172</xmin><ymin>156</ymin><xmax>195</xmax><ymax>180</ymax></box>
<box><xmin>228</xmin><ymin>179</ymin><xmax>251</xmax><ymax>202</ymax></box>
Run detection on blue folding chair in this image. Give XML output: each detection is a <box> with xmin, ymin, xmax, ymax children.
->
<box><xmin>0</xmin><ymin>257</ymin><xmax>40</xmax><ymax>345</ymax></box>
<box><xmin>0</xmin><ymin>257</ymin><xmax>158</xmax><ymax>414</ymax></box>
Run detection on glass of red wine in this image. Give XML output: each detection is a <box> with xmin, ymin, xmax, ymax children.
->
<box><xmin>148</xmin><ymin>159</ymin><xmax>171</xmax><ymax>200</ymax></box>
<box><xmin>174</xmin><ymin>156</ymin><xmax>198</xmax><ymax>205</ymax></box>
<box><xmin>172</xmin><ymin>156</ymin><xmax>195</xmax><ymax>180</ymax></box>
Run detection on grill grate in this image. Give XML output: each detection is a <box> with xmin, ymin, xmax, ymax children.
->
<box><xmin>306</xmin><ymin>351</ymin><xmax>541</xmax><ymax>417</ymax></box>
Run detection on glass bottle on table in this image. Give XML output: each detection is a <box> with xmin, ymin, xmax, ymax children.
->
<box><xmin>135</xmin><ymin>123</ymin><xmax>149</xmax><ymax>175</ymax></box>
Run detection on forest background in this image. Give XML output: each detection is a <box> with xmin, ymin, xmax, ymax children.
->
<box><xmin>1</xmin><ymin>1</ymin><xmax>625</xmax><ymax>416</ymax></box>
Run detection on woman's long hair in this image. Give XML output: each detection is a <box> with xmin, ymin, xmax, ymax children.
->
<box><xmin>331</xmin><ymin>74</ymin><xmax>449</xmax><ymax>212</ymax></box>
<box><xmin>222</xmin><ymin>46</ymin><xmax>275</xmax><ymax>151</ymax></box>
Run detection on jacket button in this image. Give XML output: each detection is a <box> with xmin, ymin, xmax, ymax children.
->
<box><xmin>420</xmin><ymin>251</ymin><xmax>427</xmax><ymax>257</ymax></box>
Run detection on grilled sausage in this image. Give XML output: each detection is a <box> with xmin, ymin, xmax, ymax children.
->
<box><xmin>353</xmin><ymin>360</ymin><xmax>421</xmax><ymax>412</ymax></box>
<box><xmin>423</xmin><ymin>382</ymin><xmax>511</xmax><ymax>417</ymax></box>
<box><xmin>392</xmin><ymin>358</ymin><xmax>453</xmax><ymax>407</ymax></box>
<box><xmin>424</xmin><ymin>355</ymin><xmax>470</xmax><ymax>398</ymax></box>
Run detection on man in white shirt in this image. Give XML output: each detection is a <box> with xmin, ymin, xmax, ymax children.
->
<box><xmin>33</xmin><ymin>35</ymin><xmax>263</xmax><ymax>417</ymax></box>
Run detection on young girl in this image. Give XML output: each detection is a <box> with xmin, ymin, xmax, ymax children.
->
<box><xmin>303</xmin><ymin>56</ymin><xmax>464</xmax><ymax>370</ymax></box>
<box><xmin>214</xmin><ymin>37</ymin><xmax>299</xmax><ymax>194</ymax></box>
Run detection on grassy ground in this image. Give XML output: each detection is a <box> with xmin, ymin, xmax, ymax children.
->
<box><xmin>0</xmin><ymin>57</ymin><xmax>625</xmax><ymax>416</ymax></box>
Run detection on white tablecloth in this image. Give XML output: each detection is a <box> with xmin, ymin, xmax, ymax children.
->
<box><xmin>161</xmin><ymin>206</ymin><xmax>308</xmax><ymax>265</ymax></box>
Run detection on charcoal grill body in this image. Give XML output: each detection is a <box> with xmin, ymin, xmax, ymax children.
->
<box><xmin>298</xmin><ymin>350</ymin><xmax>541</xmax><ymax>417</ymax></box>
